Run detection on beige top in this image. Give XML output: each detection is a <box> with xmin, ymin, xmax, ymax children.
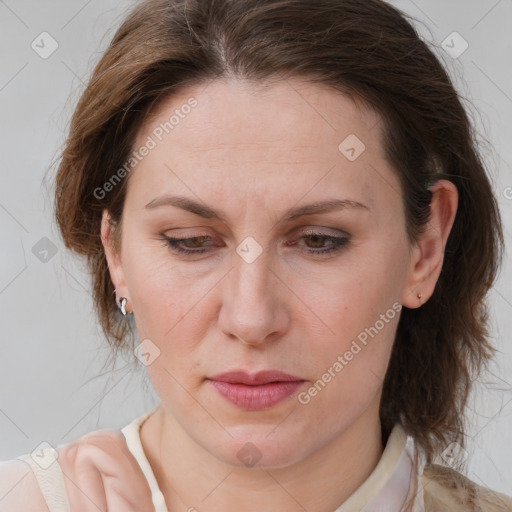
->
<box><xmin>16</xmin><ymin>405</ymin><xmax>512</xmax><ymax>511</ymax></box>
<box><xmin>121</xmin><ymin>405</ymin><xmax>427</xmax><ymax>512</ymax></box>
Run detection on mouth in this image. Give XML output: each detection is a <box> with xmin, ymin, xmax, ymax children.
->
<box><xmin>207</xmin><ymin>370</ymin><xmax>305</xmax><ymax>410</ymax></box>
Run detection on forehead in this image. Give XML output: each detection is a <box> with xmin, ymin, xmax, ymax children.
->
<box><xmin>138</xmin><ymin>77</ymin><xmax>381</xmax><ymax>150</ymax></box>
<box><xmin>128</xmin><ymin>77</ymin><xmax>400</xmax><ymax>218</ymax></box>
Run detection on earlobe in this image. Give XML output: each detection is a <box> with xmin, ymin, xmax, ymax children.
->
<box><xmin>402</xmin><ymin>179</ymin><xmax>458</xmax><ymax>309</ymax></box>
<box><xmin>401</xmin><ymin>241</ymin><xmax>430</xmax><ymax>309</ymax></box>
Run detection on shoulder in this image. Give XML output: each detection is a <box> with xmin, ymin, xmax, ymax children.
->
<box><xmin>0</xmin><ymin>459</ymin><xmax>50</xmax><ymax>511</ymax></box>
<box><xmin>0</xmin><ymin>429</ymin><xmax>129</xmax><ymax>512</ymax></box>
<box><xmin>421</xmin><ymin>462</ymin><xmax>512</xmax><ymax>512</ymax></box>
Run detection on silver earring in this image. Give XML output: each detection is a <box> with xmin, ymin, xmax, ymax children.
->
<box><xmin>115</xmin><ymin>290</ymin><xmax>133</xmax><ymax>316</ymax></box>
<box><xmin>119</xmin><ymin>297</ymin><xmax>129</xmax><ymax>315</ymax></box>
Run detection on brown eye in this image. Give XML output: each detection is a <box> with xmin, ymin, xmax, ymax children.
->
<box><xmin>161</xmin><ymin>234</ymin><xmax>215</xmax><ymax>255</ymax></box>
<box><xmin>161</xmin><ymin>231</ymin><xmax>350</xmax><ymax>257</ymax></box>
<box><xmin>288</xmin><ymin>231</ymin><xmax>351</xmax><ymax>256</ymax></box>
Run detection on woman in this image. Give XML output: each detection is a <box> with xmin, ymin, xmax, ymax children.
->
<box><xmin>1</xmin><ymin>0</ymin><xmax>511</xmax><ymax>510</ymax></box>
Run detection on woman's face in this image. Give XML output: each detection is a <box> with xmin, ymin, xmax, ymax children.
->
<box><xmin>103</xmin><ymin>77</ymin><xmax>421</xmax><ymax>468</ymax></box>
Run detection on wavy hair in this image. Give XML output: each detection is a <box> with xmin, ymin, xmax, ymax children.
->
<box><xmin>52</xmin><ymin>0</ymin><xmax>504</xmax><ymax>464</ymax></box>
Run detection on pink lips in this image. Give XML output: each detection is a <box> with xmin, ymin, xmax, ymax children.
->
<box><xmin>207</xmin><ymin>370</ymin><xmax>305</xmax><ymax>411</ymax></box>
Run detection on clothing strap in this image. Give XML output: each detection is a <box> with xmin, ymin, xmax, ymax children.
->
<box><xmin>121</xmin><ymin>405</ymin><xmax>168</xmax><ymax>512</ymax></box>
<box><xmin>16</xmin><ymin>447</ymin><xmax>71</xmax><ymax>512</ymax></box>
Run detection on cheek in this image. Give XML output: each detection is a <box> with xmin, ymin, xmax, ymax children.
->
<box><xmin>300</xmin><ymin>256</ymin><xmax>398</xmax><ymax>344</ymax></box>
<box><xmin>122</xmin><ymin>261</ymin><xmax>182</xmax><ymax>356</ymax></box>
<box><xmin>298</xmin><ymin>262</ymin><xmax>400</xmax><ymax>412</ymax></box>
<box><xmin>299</xmin><ymin>311</ymin><xmax>397</xmax><ymax>435</ymax></box>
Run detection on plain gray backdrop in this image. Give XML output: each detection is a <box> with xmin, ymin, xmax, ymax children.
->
<box><xmin>1</xmin><ymin>0</ymin><xmax>511</xmax><ymax>497</ymax></box>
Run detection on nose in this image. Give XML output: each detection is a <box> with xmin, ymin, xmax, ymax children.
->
<box><xmin>218</xmin><ymin>249</ymin><xmax>289</xmax><ymax>347</ymax></box>
<box><xmin>233</xmin><ymin>333</ymin><xmax>252</xmax><ymax>345</ymax></box>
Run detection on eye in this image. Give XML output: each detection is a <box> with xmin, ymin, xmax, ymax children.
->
<box><xmin>159</xmin><ymin>230</ymin><xmax>351</xmax><ymax>257</ymax></box>
<box><xmin>160</xmin><ymin>234</ymin><xmax>214</xmax><ymax>255</ymax></box>
<box><xmin>286</xmin><ymin>230</ymin><xmax>350</xmax><ymax>256</ymax></box>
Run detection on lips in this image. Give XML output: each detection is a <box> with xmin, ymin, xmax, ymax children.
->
<box><xmin>207</xmin><ymin>370</ymin><xmax>305</xmax><ymax>410</ymax></box>
<box><xmin>209</xmin><ymin>370</ymin><xmax>303</xmax><ymax>385</ymax></box>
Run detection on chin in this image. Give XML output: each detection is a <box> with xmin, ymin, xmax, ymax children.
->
<box><xmin>205</xmin><ymin>428</ymin><xmax>313</xmax><ymax>470</ymax></box>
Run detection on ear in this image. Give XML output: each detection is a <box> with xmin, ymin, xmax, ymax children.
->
<box><xmin>100</xmin><ymin>209</ymin><xmax>128</xmax><ymax>299</ymax></box>
<box><xmin>402</xmin><ymin>179</ymin><xmax>458</xmax><ymax>308</ymax></box>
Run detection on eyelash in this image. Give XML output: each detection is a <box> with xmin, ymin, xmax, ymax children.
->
<box><xmin>159</xmin><ymin>230</ymin><xmax>350</xmax><ymax>257</ymax></box>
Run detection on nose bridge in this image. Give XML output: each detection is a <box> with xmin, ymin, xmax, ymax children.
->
<box><xmin>220</xmin><ymin>240</ymin><xmax>283</xmax><ymax>344</ymax></box>
<box><xmin>231</xmin><ymin>241</ymin><xmax>274</xmax><ymax>310</ymax></box>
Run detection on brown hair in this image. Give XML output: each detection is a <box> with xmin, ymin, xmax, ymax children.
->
<box><xmin>53</xmin><ymin>0</ymin><xmax>504</xmax><ymax>465</ymax></box>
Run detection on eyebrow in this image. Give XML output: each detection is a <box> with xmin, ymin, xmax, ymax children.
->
<box><xmin>144</xmin><ymin>195</ymin><xmax>369</xmax><ymax>222</ymax></box>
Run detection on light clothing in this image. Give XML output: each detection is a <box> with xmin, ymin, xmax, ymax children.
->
<box><xmin>15</xmin><ymin>405</ymin><xmax>512</xmax><ymax>511</ymax></box>
<box><xmin>121</xmin><ymin>406</ymin><xmax>168</xmax><ymax>512</ymax></box>
<box><xmin>16</xmin><ymin>445</ymin><xmax>71</xmax><ymax>512</ymax></box>
<box><xmin>123</xmin><ymin>405</ymin><xmax>426</xmax><ymax>512</ymax></box>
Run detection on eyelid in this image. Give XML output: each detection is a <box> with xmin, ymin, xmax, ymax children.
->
<box><xmin>160</xmin><ymin>226</ymin><xmax>352</xmax><ymax>259</ymax></box>
<box><xmin>297</xmin><ymin>226</ymin><xmax>350</xmax><ymax>237</ymax></box>
<box><xmin>163</xmin><ymin>226</ymin><xmax>350</xmax><ymax>240</ymax></box>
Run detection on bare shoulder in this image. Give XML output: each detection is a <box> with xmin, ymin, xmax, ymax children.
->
<box><xmin>421</xmin><ymin>463</ymin><xmax>512</xmax><ymax>512</ymax></box>
<box><xmin>0</xmin><ymin>459</ymin><xmax>50</xmax><ymax>512</ymax></box>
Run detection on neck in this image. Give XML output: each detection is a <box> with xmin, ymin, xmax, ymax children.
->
<box><xmin>141</xmin><ymin>402</ymin><xmax>384</xmax><ymax>512</ymax></box>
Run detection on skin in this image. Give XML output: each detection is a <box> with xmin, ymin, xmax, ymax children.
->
<box><xmin>99</xmin><ymin>77</ymin><xmax>458</xmax><ymax>512</ymax></box>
